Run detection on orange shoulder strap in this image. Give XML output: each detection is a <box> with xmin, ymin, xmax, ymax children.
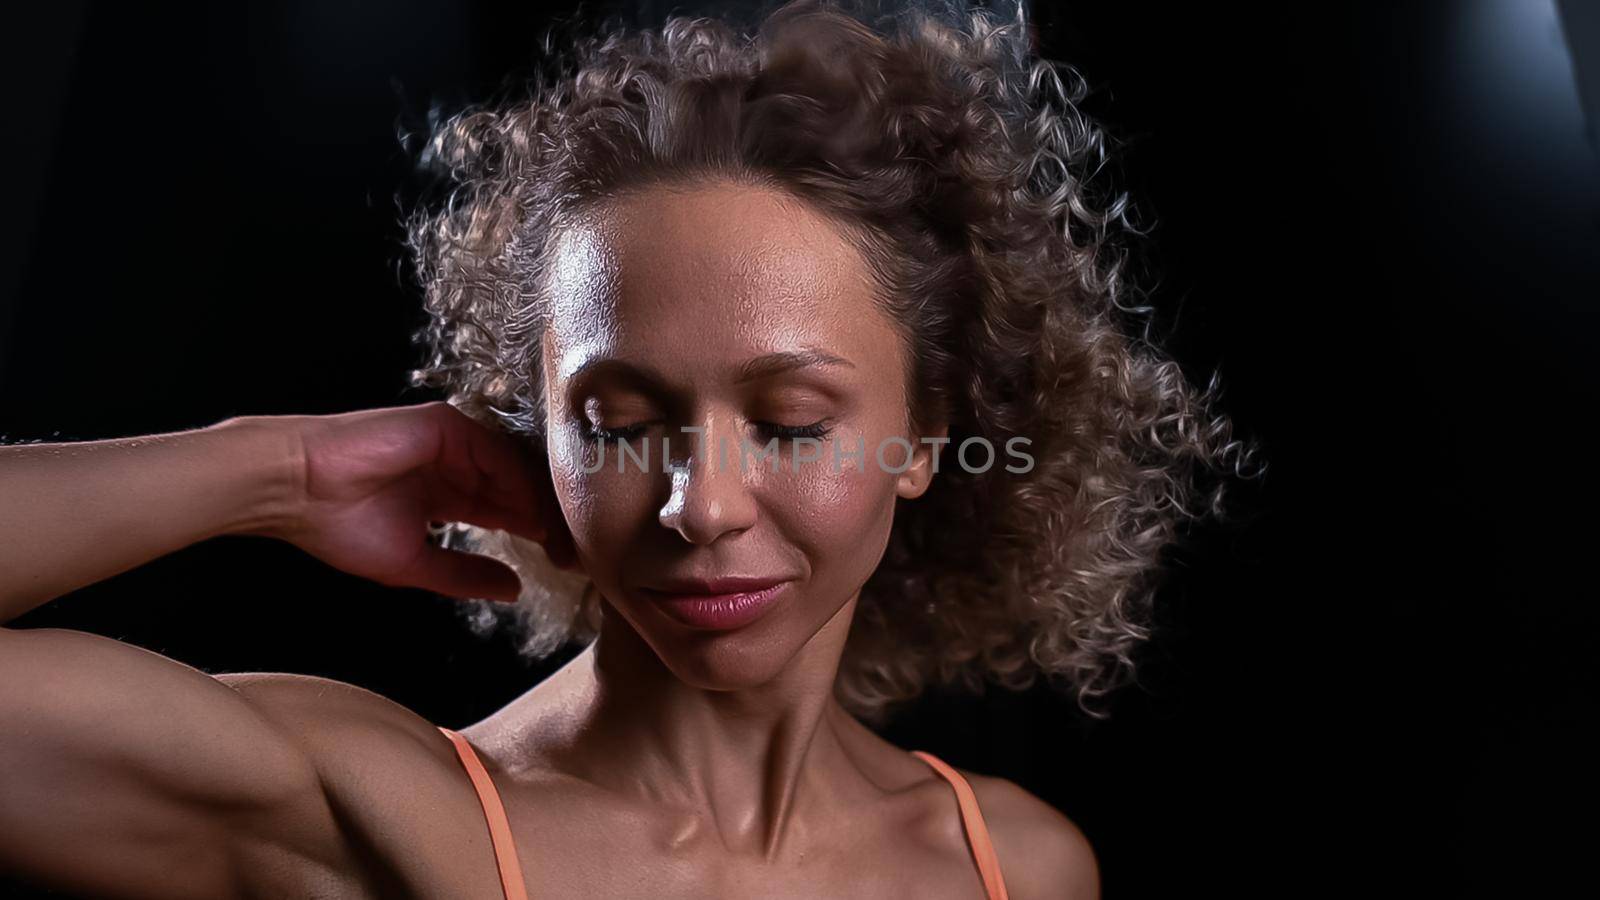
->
<box><xmin>438</xmin><ymin>726</ymin><xmax>530</xmax><ymax>900</ymax></box>
<box><xmin>910</xmin><ymin>750</ymin><xmax>1011</xmax><ymax>900</ymax></box>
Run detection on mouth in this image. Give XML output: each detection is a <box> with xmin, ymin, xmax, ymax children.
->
<box><xmin>639</xmin><ymin>577</ymin><xmax>792</xmax><ymax>631</ymax></box>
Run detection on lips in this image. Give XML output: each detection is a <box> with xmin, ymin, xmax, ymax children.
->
<box><xmin>639</xmin><ymin>576</ymin><xmax>793</xmax><ymax>630</ymax></box>
<box><xmin>648</xmin><ymin>576</ymin><xmax>788</xmax><ymax>595</ymax></box>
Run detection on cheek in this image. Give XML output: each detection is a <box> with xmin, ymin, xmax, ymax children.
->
<box><xmin>772</xmin><ymin>436</ymin><xmax>901</xmax><ymax>588</ymax></box>
<box><xmin>547</xmin><ymin>438</ymin><xmax>658</xmax><ymax>567</ymax></box>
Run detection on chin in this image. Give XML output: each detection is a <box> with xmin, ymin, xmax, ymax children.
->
<box><xmin>621</xmin><ymin>585</ymin><xmax>842</xmax><ymax>691</ymax></box>
<box><xmin>662</xmin><ymin>634</ymin><xmax>801</xmax><ymax>691</ymax></box>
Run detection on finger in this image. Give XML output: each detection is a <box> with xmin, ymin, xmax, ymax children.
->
<box><xmin>426</xmin><ymin>482</ymin><xmax>541</xmax><ymax>540</ymax></box>
<box><xmin>400</xmin><ymin>544</ymin><xmax>523</xmax><ymax>604</ymax></box>
<box><xmin>427</xmin><ymin>483</ymin><xmax>584</xmax><ymax>576</ymax></box>
<box><xmin>433</xmin><ymin>408</ymin><xmax>547</xmax><ymax>541</ymax></box>
<box><xmin>430</xmin><ymin>421</ymin><xmax>578</xmax><ymax>554</ymax></box>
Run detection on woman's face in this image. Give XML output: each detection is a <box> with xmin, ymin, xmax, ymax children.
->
<box><xmin>541</xmin><ymin>181</ymin><xmax>940</xmax><ymax>690</ymax></box>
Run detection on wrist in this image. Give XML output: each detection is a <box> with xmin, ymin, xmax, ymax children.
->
<box><xmin>204</xmin><ymin>415</ymin><xmax>308</xmax><ymax>539</ymax></box>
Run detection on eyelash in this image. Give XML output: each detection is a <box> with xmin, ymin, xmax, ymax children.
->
<box><xmin>581</xmin><ymin>422</ymin><xmax>649</xmax><ymax>444</ymax></box>
<box><xmin>757</xmin><ymin>420</ymin><xmax>833</xmax><ymax>441</ymax></box>
<box><xmin>580</xmin><ymin>420</ymin><xmax>834</xmax><ymax>444</ymax></box>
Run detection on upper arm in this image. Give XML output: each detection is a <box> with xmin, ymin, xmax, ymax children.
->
<box><xmin>968</xmin><ymin>774</ymin><xmax>1100</xmax><ymax>900</ymax></box>
<box><xmin>0</xmin><ymin>627</ymin><xmax>353</xmax><ymax>899</ymax></box>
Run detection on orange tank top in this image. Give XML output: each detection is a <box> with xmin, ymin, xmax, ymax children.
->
<box><xmin>438</xmin><ymin>726</ymin><xmax>1010</xmax><ymax>899</ymax></box>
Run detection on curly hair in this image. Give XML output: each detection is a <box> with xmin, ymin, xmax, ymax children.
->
<box><xmin>405</xmin><ymin>0</ymin><xmax>1261</xmax><ymax>722</ymax></box>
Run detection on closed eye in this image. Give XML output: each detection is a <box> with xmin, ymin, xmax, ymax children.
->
<box><xmin>756</xmin><ymin>420</ymin><xmax>833</xmax><ymax>441</ymax></box>
<box><xmin>582</xmin><ymin>421</ymin><xmax>650</xmax><ymax>444</ymax></box>
<box><xmin>581</xmin><ymin>419</ymin><xmax>834</xmax><ymax>445</ymax></box>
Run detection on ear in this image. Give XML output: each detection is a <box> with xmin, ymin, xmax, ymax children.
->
<box><xmin>895</xmin><ymin>422</ymin><xmax>948</xmax><ymax>500</ymax></box>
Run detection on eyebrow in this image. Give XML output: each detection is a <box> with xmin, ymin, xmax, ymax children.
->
<box><xmin>566</xmin><ymin>347</ymin><xmax>854</xmax><ymax>390</ymax></box>
<box><xmin>734</xmin><ymin>348</ymin><xmax>855</xmax><ymax>384</ymax></box>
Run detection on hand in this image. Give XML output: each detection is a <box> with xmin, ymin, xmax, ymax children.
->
<box><xmin>246</xmin><ymin>401</ymin><xmax>580</xmax><ymax>603</ymax></box>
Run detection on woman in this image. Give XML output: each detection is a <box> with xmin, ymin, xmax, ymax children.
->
<box><xmin>0</xmin><ymin>1</ymin><xmax>1252</xmax><ymax>896</ymax></box>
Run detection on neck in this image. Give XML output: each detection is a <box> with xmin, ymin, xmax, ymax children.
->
<box><xmin>527</xmin><ymin>592</ymin><xmax>880</xmax><ymax>859</ymax></box>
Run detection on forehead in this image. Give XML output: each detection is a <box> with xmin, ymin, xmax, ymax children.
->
<box><xmin>542</xmin><ymin>182</ymin><xmax>897</xmax><ymax>386</ymax></box>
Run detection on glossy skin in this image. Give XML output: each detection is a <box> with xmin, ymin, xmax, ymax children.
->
<box><xmin>542</xmin><ymin>183</ymin><xmax>919</xmax><ymax>694</ymax></box>
<box><xmin>0</xmin><ymin>183</ymin><xmax>1099</xmax><ymax>899</ymax></box>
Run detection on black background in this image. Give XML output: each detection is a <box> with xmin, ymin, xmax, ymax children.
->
<box><xmin>3</xmin><ymin>1</ymin><xmax>1596</xmax><ymax>897</ymax></box>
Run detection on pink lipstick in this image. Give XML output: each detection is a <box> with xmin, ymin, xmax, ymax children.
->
<box><xmin>640</xmin><ymin>577</ymin><xmax>791</xmax><ymax>630</ymax></box>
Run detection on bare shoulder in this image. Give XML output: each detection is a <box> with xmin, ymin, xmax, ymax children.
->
<box><xmin>964</xmin><ymin>770</ymin><xmax>1101</xmax><ymax>900</ymax></box>
<box><xmin>214</xmin><ymin>672</ymin><xmax>515</xmax><ymax>896</ymax></box>
<box><xmin>216</xmin><ymin>670</ymin><xmax>433</xmax><ymax>729</ymax></box>
<box><xmin>215</xmin><ymin>671</ymin><xmax>455</xmax><ymax>765</ymax></box>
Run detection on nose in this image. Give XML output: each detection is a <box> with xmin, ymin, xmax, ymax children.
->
<box><xmin>658</xmin><ymin>420</ymin><xmax>758</xmax><ymax>544</ymax></box>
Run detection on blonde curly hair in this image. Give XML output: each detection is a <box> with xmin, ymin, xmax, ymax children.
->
<box><xmin>406</xmin><ymin>0</ymin><xmax>1261</xmax><ymax>722</ymax></box>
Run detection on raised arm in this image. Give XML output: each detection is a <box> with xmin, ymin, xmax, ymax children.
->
<box><xmin>0</xmin><ymin>402</ymin><xmax>566</xmax><ymax>616</ymax></box>
<box><xmin>0</xmin><ymin>401</ymin><xmax>573</xmax><ymax>897</ymax></box>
